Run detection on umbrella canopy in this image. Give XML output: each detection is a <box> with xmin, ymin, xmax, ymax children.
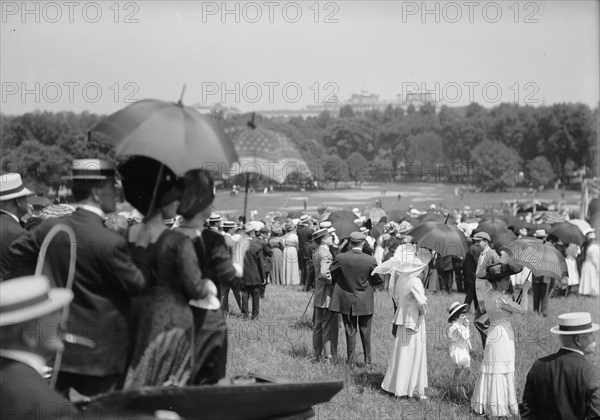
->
<box><xmin>568</xmin><ymin>219</ymin><xmax>594</xmax><ymax>236</ymax></box>
<box><xmin>367</xmin><ymin>207</ymin><xmax>387</xmax><ymax>225</ymax></box>
<box><xmin>287</xmin><ymin>210</ymin><xmax>304</xmax><ymax>219</ymax></box>
<box><xmin>474</xmin><ymin>218</ymin><xmax>509</xmax><ymax>245</ymax></box>
<box><xmin>226</xmin><ymin>126</ymin><xmax>312</xmax><ymax>184</ymax></box>
<box><xmin>387</xmin><ymin>209</ymin><xmax>406</xmax><ymax>223</ymax></box>
<box><xmin>549</xmin><ymin>222</ymin><xmax>586</xmax><ymax>245</ymax></box>
<box><xmin>408</xmin><ymin>222</ymin><xmax>469</xmax><ymax>257</ymax></box>
<box><xmin>493</xmin><ymin>230</ymin><xmax>517</xmax><ymax>251</ymax></box>
<box><xmin>92</xmin><ymin>99</ymin><xmax>238</xmax><ymax>176</ymax></box>
<box><xmin>501</xmin><ymin>237</ymin><xmax>568</xmax><ymax>281</ymax></box>
<box><xmin>326</xmin><ymin>210</ymin><xmax>360</xmax><ymax>239</ymax></box>
<box><xmin>371</xmin><ymin>221</ymin><xmax>387</xmax><ymax>239</ymax></box>
<box><xmin>418</xmin><ymin>212</ymin><xmax>445</xmax><ymax>223</ymax></box>
<box><xmin>498</xmin><ymin>214</ymin><xmax>527</xmax><ymax>232</ymax></box>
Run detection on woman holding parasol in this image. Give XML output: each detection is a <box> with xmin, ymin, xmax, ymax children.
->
<box><xmin>119</xmin><ymin>156</ymin><xmax>212</xmax><ymax>389</ymax></box>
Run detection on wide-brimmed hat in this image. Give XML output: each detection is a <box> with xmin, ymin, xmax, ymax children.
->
<box><xmin>299</xmin><ymin>215</ymin><xmax>310</xmax><ymax>225</ymax></box>
<box><xmin>71</xmin><ymin>159</ymin><xmax>116</xmax><ymax>180</ymax></box>
<box><xmin>313</xmin><ymin>227</ymin><xmax>334</xmax><ymax>241</ymax></box>
<box><xmin>397</xmin><ymin>221</ymin><xmax>413</xmax><ymax>234</ymax></box>
<box><xmin>533</xmin><ymin>229</ymin><xmax>547</xmax><ymax>238</ymax></box>
<box><xmin>0</xmin><ymin>173</ymin><xmax>33</xmax><ymax>201</ymax></box>
<box><xmin>479</xmin><ymin>262</ymin><xmax>522</xmax><ymax>281</ymax></box>
<box><xmin>473</xmin><ymin>231</ymin><xmax>491</xmax><ymax>242</ymax></box>
<box><xmin>447</xmin><ymin>301</ymin><xmax>469</xmax><ymax>322</ymax></box>
<box><xmin>118</xmin><ymin>156</ymin><xmax>183</xmax><ymax>215</ymax></box>
<box><xmin>374</xmin><ymin>244</ymin><xmax>432</xmax><ymax>276</ymax></box>
<box><xmin>550</xmin><ymin>312</ymin><xmax>600</xmax><ymax>335</ymax></box>
<box><xmin>0</xmin><ymin>275</ymin><xmax>73</xmax><ymax>326</ymax></box>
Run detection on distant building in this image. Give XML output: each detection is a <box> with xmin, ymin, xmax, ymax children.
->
<box><xmin>192</xmin><ymin>103</ymin><xmax>241</xmax><ymax>117</ymax></box>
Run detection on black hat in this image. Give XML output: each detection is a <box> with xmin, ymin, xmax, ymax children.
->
<box><xmin>480</xmin><ymin>262</ymin><xmax>522</xmax><ymax>281</ymax></box>
<box><xmin>118</xmin><ymin>156</ymin><xmax>183</xmax><ymax>215</ymax></box>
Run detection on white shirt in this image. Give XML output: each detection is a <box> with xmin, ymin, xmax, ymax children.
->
<box><xmin>560</xmin><ymin>346</ymin><xmax>584</xmax><ymax>356</ymax></box>
<box><xmin>0</xmin><ymin>349</ymin><xmax>48</xmax><ymax>377</ymax></box>
<box><xmin>0</xmin><ymin>209</ymin><xmax>20</xmax><ymax>224</ymax></box>
<box><xmin>76</xmin><ymin>204</ymin><xmax>105</xmax><ymax>219</ymax></box>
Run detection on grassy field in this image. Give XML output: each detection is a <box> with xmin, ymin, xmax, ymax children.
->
<box><xmin>225</xmin><ymin>286</ymin><xmax>599</xmax><ymax>420</ymax></box>
<box><xmin>212</xmin><ymin>182</ymin><xmax>582</xmax><ymax>221</ymax></box>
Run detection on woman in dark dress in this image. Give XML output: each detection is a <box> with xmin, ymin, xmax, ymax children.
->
<box><xmin>176</xmin><ymin>169</ymin><xmax>240</xmax><ymax>384</ymax></box>
<box><xmin>119</xmin><ymin>157</ymin><xmax>210</xmax><ymax>389</ymax></box>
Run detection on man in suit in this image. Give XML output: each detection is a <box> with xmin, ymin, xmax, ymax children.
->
<box><xmin>1</xmin><ymin>275</ymin><xmax>75</xmax><ymax>420</ymax></box>
<box><xmin>463</xmin><ymin>239</ymin><xmax>481</xmax><ymax>309</ymax></box>
<box><xmin>296</xmin><ymin>215</ymin><xmax>313</xmax><ymax>290</ymax></box>
<box><xmin>220</xmin><ymin>220</ymin><xmax>243</xmax><ymax>314</ymax></box>
<box><xmin>473</xmin><ymin>231</ymin><xmax>500</xmax><ymax>349</ymax></box>
<box><xmin>0</xmin><ymin>173</ymin><xmax>32</xmax><ymax>274</ymax></box>
<box><xmin>241</xmin><ymin>225</ymin><xmax>272</xmax><ymax>320</ymax></box>
<box><xmin>312</xmin><ymin>227</ymin><xmax>339</xmax><ymax>362</ymax></box>
<box><xmin>329</xmin><ymin>231</ymin><xmax>381</xmax><ymax>365</ymax></box>
<box><xmin>521</xmin><ymin>312</ymin><xmax>600</xmax><ymax>419</ymax></box>
<box><xmin>2</xmin><ymin>159</ymin><xmax>147</xmax><ymax>396</ymax></box>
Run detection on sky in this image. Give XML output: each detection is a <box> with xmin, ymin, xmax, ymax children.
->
<box><xmin>1</xmin><ymin>0</ymin><xmax>599</xmax><ymax>115</ymax></box>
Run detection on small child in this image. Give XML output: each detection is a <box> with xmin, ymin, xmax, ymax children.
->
<box><xmin>447</xmin><ymin>301</ymin><xmax>472</xmax><ymax>394</ymax></box>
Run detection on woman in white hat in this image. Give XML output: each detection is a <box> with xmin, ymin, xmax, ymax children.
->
<box><xmin>471</xmin><ymin>262</ymin><xmax>531</xmax><ymax>418</ymax></box>
<box><xmin>374</xmin><ymin>244</ymin><xmax>433</xmax><ymax>400</ymax></box>
<box><xmin>521</xmin><ymin>312</ymin><xmax>599</xmax><ymax>419</ymax></box>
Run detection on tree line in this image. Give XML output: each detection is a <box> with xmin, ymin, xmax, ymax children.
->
<box><xmin>1</xmin><ymin>101</ymin><xmax>598</xmax><ymax>194</ymax></box>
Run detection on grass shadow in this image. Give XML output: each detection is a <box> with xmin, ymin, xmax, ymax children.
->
<box><xmin>288</xmin><ymin>342</ymin><xmax>311</xmax><ymax>359</ymax></box>
<box><xmin>350</xmin><ymin>370</ymin><xmax>386</xmax><ymax>394</ymax></box>
<box><xmin>291</xmin><ymin>317</ymin><xmax>313</xmax><ymax>330</ymax></box>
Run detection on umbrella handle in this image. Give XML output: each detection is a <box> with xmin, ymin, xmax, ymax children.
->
<box><xmin>301</xmin><ymin>288</ymin><xmax>316</xmax><ymax>320</ymax></box>
<box><xmin>515</xmin><ymin>271</ymin><xmax>532</xmax><ymax>304</ymax></box>
<box><xmin>243</xmin><ymin>173</ymin><xmax>250</xmax><ymax>223</ymax></box>
<box><xmin>35</xmin><ymin>224</ymin><xmax>77</xmax><ymax>389</ymax></box>
<box><xmin>145</xmin><ymin>164</ymin><xmax>165</xmax><ymax>219</ymax></box>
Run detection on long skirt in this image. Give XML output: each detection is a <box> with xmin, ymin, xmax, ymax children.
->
<box><xmin>282</xmin><ymin>246</ymin><xmax>301</xmax><ymax>285</ymax></box>
<box><xmin>471</xmin><ymin>320</ymin><xmax>519</xmax><ymax>417</ymax></box>
<box><xmin>381</xmin><ymin>324</ymin><xmax>427</xmax><ymax>397</ymax></box>
<box><xmin>271</xmin><ymin>248</ymin><xmax>284</xmax><ymax>285</ymax></box>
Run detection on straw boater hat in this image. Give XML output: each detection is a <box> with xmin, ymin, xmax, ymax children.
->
<box><xmin>319</xmin><ymin>221</ymin><xmax>336</xmax><ymax>234</ymax></box>
<box><xmin>313</xmin><ymin>227</ymin><xmax>335</xmax><ymax>241</ymax></box>
<box><xmin>533</xmin><ymin>229</ymin><xmax>547</xmax><ymax>239</ymax></box>
<box><xmin>208</xmin><ymin>213</ymin><xmax>221</xmax><ymax>223</ymax></box>
<box><xmin>479</xmin><ymin>262</ymin><xmax>522</xmax><ymax>281</ymax></box>
<box><xmin>0</xmin><ymin>275</ymin><xmax>73</xmax><ymax>326</ymax></box>
<box><xmin>550</xmin><ymin>312</ymin><xmax>600</xmax><ymax>335</ymax></box>
<box><xmin>72</xmin><ymin>159</ymin><xmax>115</xmax><ymax>180</ymax></box>
<box><xmin>447</xmin><ymin>301</ymin><xmax>469</xmax><ymax>322</ymax></box>
<box><xmin>221</xmin><ymin>220</ymin><xmax>235</xmax><ymax>229</ymax></box>
<box><xmin>299</xmin><ymin>214</ymin><xmax>310</xmax><ymax>225</ymax></box>
<box><xmin>0</xmin><ymin>173</ymin><xmax>33</xmax><ymax>201</ymax></box>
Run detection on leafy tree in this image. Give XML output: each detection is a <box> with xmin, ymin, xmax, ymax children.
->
<box><xmin>368</xmin><ymin>157</ymin><xmax>394</xmax><ymax>182</ymax></box>
<box><xmin>322</xmin><ymin>155</ymin><xmax>348</xmax><ymax>189</ymax></box>
<box><xmin>470</xmin><ymin>140</ymin><xmax>521</xmax><ymax>192</ymax></box>
<box><xmin>1</xmin><ymin>140</ymin><xmax>72</xmax><ymax>192</ymax></box>
<box><xmin>523</xmin><ymin>156</ymin><xmax>555</xmax><ymax>187</ymax></box>
<box><xmin>346</xmin><ymin>152</ymin><xmax>369</xmax><ymax>188</ymax></box>
<box><xmin>339</xmin><ymin>105</ymin><xmax>355</xmax><ymax>119</ymax></box>
<box><xmin>320</xmin><ymin>117</ymin><xmax>377</xmax><ymax>159</ymax></box>
<box><xmin>405</xmin><ymin>132</ymin><xmax>445</xmax><ymax>163</ymax></box>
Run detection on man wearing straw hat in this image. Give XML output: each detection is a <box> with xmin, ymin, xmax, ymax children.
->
<box><xmin>2</xmin><ymin>159</ymin><xmax>146</xmax><ymax>396</ymax></box>
<box><xmin>0</xmin><ymin>173</ymin><xmax>33</xmax><ymax>270</ymax></box>
<box><xmin>521</xmin><ymin>312</ymin><xmax>600</xmax><ymax>419</ymax></box>
<box><xmin>329</xmin><ymin>231</ymin><xmax>381</xmax><ymax>365</ymax></box>
<box><xmin>0</xmin><ymin>275</ymin><xmax>75</xmax><ymax>419</ymax></box>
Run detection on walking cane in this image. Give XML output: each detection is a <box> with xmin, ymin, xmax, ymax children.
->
<box><xmin>301</xmin><ymin>288</ymin><xmax>316</xmax><ymax>321</ymax></box>
<box><xmin>35</xmin><ymin>224</ymin><xmax>77</xmax><ymax>389</ymax></box>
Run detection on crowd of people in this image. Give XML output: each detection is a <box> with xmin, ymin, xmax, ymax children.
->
<box><xmin>0</xmin><ymin>160</ymin><xmax>599</xmax><ymax>419</ymax></box>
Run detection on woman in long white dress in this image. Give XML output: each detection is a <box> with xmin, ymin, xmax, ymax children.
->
<box><xmin>579</xmin><ymin>235</ymin><xmax>599</xmax><ymax>296</ymax></box>
<box><xmin>374</xmin><ymin>244</ymin><xmax>433</xmax><ymax>399</ymax></box>
<box><xmin>282</xmin><ymin>221</ymin><xmax>301</xmax><ymax>286</ymax></box>
<box><xmin>471</xmin><ymin>262</ymin><xmax>531</xmax><ymax>417</ymax></box>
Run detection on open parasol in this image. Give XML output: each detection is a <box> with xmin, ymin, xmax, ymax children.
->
<box><xmin>407</xmin><ymin>221</ymin><xmax>469</xmax><ymax>257</ymax></box>
<box><xmin>501</xmin><ymin>237</ymin><xmax>568</xmax><ymax>281</ymax></box>
<box><xmin>549</xmin><ymin>222</ymin><xmax>586</xmax><ymax>245</ymax></box>
<box><xmin>91</xmin><ymin>95</ymin><xmax>238</xmax><ymax>176</ymax></box>
<box><xmin>326</xmin><ymin>210</ymin><xmax>360</xmax><ymax>239</ymax></box>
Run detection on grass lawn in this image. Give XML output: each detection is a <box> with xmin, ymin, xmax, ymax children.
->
<box><xmin>225</xmin><ymin>286</ymin><xmax>599</xmax><ymax>419</ymax></box>
<box><xmin>212</xmin><ymin>182</ymin><xmax>582</xmax><ymax>221</ymax></box>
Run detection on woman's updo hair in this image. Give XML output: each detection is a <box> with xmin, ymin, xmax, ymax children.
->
<box><xmin>178</xmin><ymin>170</ymin><xmax>215</xmax><ymax>219</ymax></box>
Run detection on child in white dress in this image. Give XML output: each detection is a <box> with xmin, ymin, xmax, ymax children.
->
<box><xmin>447</xmin><ymin>301</ymin><xmax>472</xmax><ymax>393</ymax></box>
